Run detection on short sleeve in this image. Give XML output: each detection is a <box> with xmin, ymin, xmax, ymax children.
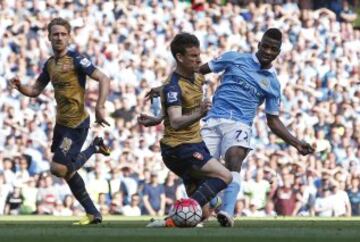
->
<box><xmin>74</xmin><ymin>54</ymin><xmax>96</xmax><ymax>76</ymax></box>
<box><xmin>265</xmin><ymin>81</ymin><xmax>281</xmax><ymax>115</ymax></box>
<box><xmin>37</xmin><ymin>60</ymin><xmax>50</xmax><ymax>86</ymax></box>
<box><xmin>208</xmin><ymin>51</ymin><xmax>239</xmax><ymax>73</ymax></box>
<box><xmin>162</xmin><ymin>83</ymin><xmax>182</xmax><ymax>108</ymax></box>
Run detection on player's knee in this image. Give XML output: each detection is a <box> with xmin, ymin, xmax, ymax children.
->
<box><xmin>224</xmin><ymin>147</ymin><xmax>248</xmax><ymax>172</ymax></box>
<box><xmin>215</xmin><ymin>168</ymin><xmax>232</xmax><ymax>185</ymax></box>
<box><xmin>225</xmin><ymin>159</ymin><xmax>241</xmax><ymax>172</ymax></box>
<box><xmin>64</xmin><ymin>171</ymin><xmax>76</xmax><ymax>181</ymax></box>
<box><xmin>50</xmin><ymin>162</ymin><xmax>68</xmax><ymax>178</ymax></box>
<box><xmin>222</xmin><ymin>170</ymin><xmax>233</xmax><ymax>185</ymax></box>
<box><xmin>225</xmin><ymin>154</ymin><xmax>244</xmax><ymax>172</ymax></box>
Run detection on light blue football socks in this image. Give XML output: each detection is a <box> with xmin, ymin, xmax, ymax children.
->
<box><xmin>220</xmin><ymin>171</ymin><xmax>241</xmax><ymax>216</ymax></box>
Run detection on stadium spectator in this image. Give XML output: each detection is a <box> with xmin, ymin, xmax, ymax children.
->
<box><xmin>292</xmin><ymin>178</ymin><xmax>316</xmax><ymax>216</ymax></box>
<box><xmin>62</xmin><ymin>195</ymin><xmax>75</xmax><ymax>216</ymax></box>
<box><xmin>163</xmin><ymin>172</ymin><xmax>179</xmax><ymax>214</ymax></box>
<box><xmin>20</xmin><ymin>177</ymin><xmax>38</xmax><ymax>214</ymax></box>
<box><xmin>109</xmin><ymin>191</ymin><xmax>124</xmax><ymax>215</ymax></box>
<box><xmin>272</xmin><ymin>174</ymin><xmax>297</xmax><ymax>216</ymax></box>
<box><xmin>314</xmin><ymin>186</ymin><xmax>334</xmax><ymax>217</ymax></box>
<box><xmin>0</xmin><ymin>172</ymin><xmax>12</xmax><ymax>215</ymax></box>
<box><xmin>264</xmin><ymin>201</ymin><xmax>278</xmax><ymax>217</ymax></box>
<box><xmin>36</xmin><ymin>173</ymin><xmax>58</xmax><ymax>214</ymax></box>
<box><xmin>245</xmin><ymin>169</ymin><xmax>270</xmax><ymax>210</ymax></box>
<box><xmin>123</xmin><ymin>193</ymin><xmax>142</xmax><ymax>216</ymax></box>
<box><xmin>142</xmin><ymin>172</ymin><xmax>165</xmax><ymax>216</ymax></box>
<box><xmin>331</xmin><ymin>182</ymin><xmax>352</xmax><ymax>216</ymax></box>
<box><xmin>4</xmin><ymin>185</ymin><xmax>24</xmax><ymax>215</ymax></box>
<box><xmin>347</xmin><ymin>177</ymin><xmax>360</xmax><ymax>216</ymax></box>
<box><xmin>234</xmin><ymin>199</ymin><xmax>246</xmax><ymax>217</ymax></box>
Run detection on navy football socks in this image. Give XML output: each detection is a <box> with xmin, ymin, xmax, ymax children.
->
<box><xmin>191</xmin><ymin>177</ymin><xmax>227</xmax><ymax>207</ymax></box>
<box><xmin>67</xmin><ymin>172</ymin><xmax>99</xmax><ymax>215</ymax></box>
<box><xmin>68</xmin><ymin>145</ymin><xmax>96</xmax><ymax>173</ymax></box>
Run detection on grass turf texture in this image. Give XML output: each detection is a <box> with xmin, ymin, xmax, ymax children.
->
<box><xmin>0</xmin><ymin>216</ymin><xmax>359</xmax><ymax>242</ymax></box>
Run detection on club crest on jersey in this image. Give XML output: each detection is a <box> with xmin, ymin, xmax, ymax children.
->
<box><xmin>260</xmin><ymin>79</ymin><xmax>269</xmax><ymax>89</ymax></box>
<box><xmin>80</xmin><ymin>58</ymin><xmax>91</xmax><ymax>67</ymax></box>
<box><xmin>193</xmin><ymin>152</ymin><xmax>203</xmax><ymax>160</ymax></box>
<box><xmin>167</xmin><ymin>92</ymin><xmax>178</xmax><ymax>103</ymax></box>
<box><xmin>60</xmin><ymin>137</ymin><xmax>72</xmax><ymax>155</ymax></box>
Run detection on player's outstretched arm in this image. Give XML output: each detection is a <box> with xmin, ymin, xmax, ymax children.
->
<box><xmin>90</xmin><ymin>69</ymin><xmax>110</xmax><ymax>127</ymax></box>
<box><xmin>145</xmin><ymin>85</ymin><xmax>164</xmax><ymax>102</ymax></box>
<box><xmin>8</xmin><ymin>76</ymin><xmax>48</xmax><ymax>98</ymax></box>
<box><xmin>138</xmin><ymin>103</ymin><xmax>165</xmax><ymax>127</ymax></box>
<box><xmin>137</xmin><ymin>113</ymin><xmax>164</xmax><ymax>127</ymax></box>
<box><xmin>266</xmin><ymin>114</ymin><xmax>314</xmax><ymax>155</ymax></box>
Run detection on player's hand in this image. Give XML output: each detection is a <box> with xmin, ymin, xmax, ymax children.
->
<box><xmin>296</xmin><ymin>141</ymin><xmax>315</xmax><ymax>155</ymax></box>
<box><xmin>137</xmin><ymin>113</ymin><xmax>162</xmax><ymax>127</ymax></box>
<box><xmin>200</xmin><ymin>98</ymin><xmax>212</xmax><ymax>116</ymax></box>
<box><xmin>145</xmin><ymin>86</ymin><xmax>162</xmax><ymax>103</ymax></box>
<box><xmin>8</xmin><ymin>76</ymin><xmax>21</xmax><ymax>90</ymax></box>
<box><xmin>95</xmin><ymin>106</ymin><xmax>110</xmax><ymax>127</ymax></box>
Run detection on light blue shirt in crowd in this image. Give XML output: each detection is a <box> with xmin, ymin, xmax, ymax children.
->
<box><xmin>206</xmin><ymin>52</ymin><xmax>281</xmax><ymax>126</ymax></box>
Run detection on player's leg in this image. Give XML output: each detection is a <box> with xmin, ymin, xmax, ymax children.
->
<box><xmin>188</xmin><ymin>157</ymin><xmax>232</xmax><ymax>207</ymax></box>
<box><xmin>216</xmin><ymin>146</ymin><xmax>248</xmax><ymax>227</ymax></box>
<box><xmin>49</xmin><ymin>122</ymin><xmax>101</xmax><ymax>224</ymax></box>
<box><xmin>201</xmin><ymin>118</ymin><xmax>225</xmax><ymax>208</ymax></box>
<box><xmin>182</xmin><ymin>178</ymin><xmax>219</xmax><ymax>222</ymax></box>
<box><xmin>67</xmin><ymin>136</ymin><xmax>110</xmax><ymax>174</ymax></box>
<box><xmin>216</xmin><ymin>121</ymin><xmax>251</xmax><ymax>227</ymax></box>
<box><xmin>67</xmin><ymin>172</ymin><xmax>102</xmax><ymax>225</ymax></box>
<box><xmin>67</xmin><ymin>118</ymin><xmax>110</xmax><ymax>174</ymax></box>
<box><xmin>201</xmin><ymin>118</ymin><xmax>222</xmax><ymax>159</ymax></box>
<box><xmin>223</xmin><ymin>146</ymin><xmax>248</xmax><ymax>215</ymax></box>
<box><xmin>163</xmin><ymin>141</ymin><xmax>232</xmax><ymax>208</ymax></box>
<box><xmin>49</xmin><ymin>119</ymin><xmax>105</xmax><ymax>175</ymax></box>
<box><xmin>169</xmin><ymin>141</ymin><xmax>232</xmax><ymax>209</ymax></box>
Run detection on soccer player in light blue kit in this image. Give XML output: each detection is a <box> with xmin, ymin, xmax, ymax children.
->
<box><xmin>199</xmin><ymin>28</ymin><xmax>315</xmax><ymax>227</ymax></box>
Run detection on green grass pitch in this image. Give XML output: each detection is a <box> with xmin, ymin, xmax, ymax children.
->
<box><xmin>0</xmin><ymin>216</ymin><xmax>359</xmax><ymax>242</ymax></box>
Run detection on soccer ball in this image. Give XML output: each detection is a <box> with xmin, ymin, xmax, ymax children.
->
<box><xmin>170</xmin><ymin>198</ymin><xmax>202</xmax><ymax>227</ymax></box>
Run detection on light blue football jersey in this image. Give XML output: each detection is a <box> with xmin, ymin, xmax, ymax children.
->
<box><xmin>206</xmin><ymin>52</ymin><xmax>281</xmax><ymax>126</ymax></box>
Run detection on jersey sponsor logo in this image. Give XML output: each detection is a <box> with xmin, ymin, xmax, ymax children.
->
<box><xmin>193</xmin><ymin>152</ymin><xmax>203</xmax><ymax>160</ymax></box>
<box><xmin>167</xmin><ymin>92</ymin><xmax>178</xmax><ymax>103</ymax></box>
<box><xmin>60</xmin><ymin>137</ymin><xmax>72</xmax><ymax>155</ymax></box>
<box><xmin>234</xmin><ymin>76</ymin><xmax>264</xmax><ymax>98</ymax></box>
<box><xmin>80</xmin><ymin>58</ymin><xmax>91</xmax><ymax>67</ymax></box>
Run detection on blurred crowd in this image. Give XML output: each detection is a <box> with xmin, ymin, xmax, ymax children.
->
<box><xmin>0</xmin><ymin>0</ymin><xmax>359</xmax><ymax>217</ymax></box>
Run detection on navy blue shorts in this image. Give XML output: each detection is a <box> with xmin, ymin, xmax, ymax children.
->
<box><xmin>51</xmin><ymin>117</ymin><xmax>90</xmax><ymax>166</ymax></box>
<box><xmin>160</xmin><ymin>141</ymin><xmax>212</xmax><ymax>191</ymax></box>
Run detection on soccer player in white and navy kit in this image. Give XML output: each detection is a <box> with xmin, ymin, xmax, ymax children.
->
<box><xmin>199</xmin><ymin>28</ymin><xmax>315</xmax><ymax>227</ymax></box>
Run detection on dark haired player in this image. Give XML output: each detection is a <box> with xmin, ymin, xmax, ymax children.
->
<box><xmin>198</xmin><ymin>28</ymin><xmax>315</xmax><ymax>227</ymax></box>
<box><xmin>138</xmin><ymin>33</ymin><xmax>232</xmax><ymax>227</ymax></box>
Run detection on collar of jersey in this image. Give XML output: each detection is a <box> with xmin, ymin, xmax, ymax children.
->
<box><xmin>173</xmin><ymin>72</ymin><xmax>196</xmax><ymax>83</ymax></box>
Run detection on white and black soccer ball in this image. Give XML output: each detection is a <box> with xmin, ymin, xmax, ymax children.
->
<box><xmin>170</xmin><ymin>198</ymin><xmax>202</xmax><ymax>227</ymax></box>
